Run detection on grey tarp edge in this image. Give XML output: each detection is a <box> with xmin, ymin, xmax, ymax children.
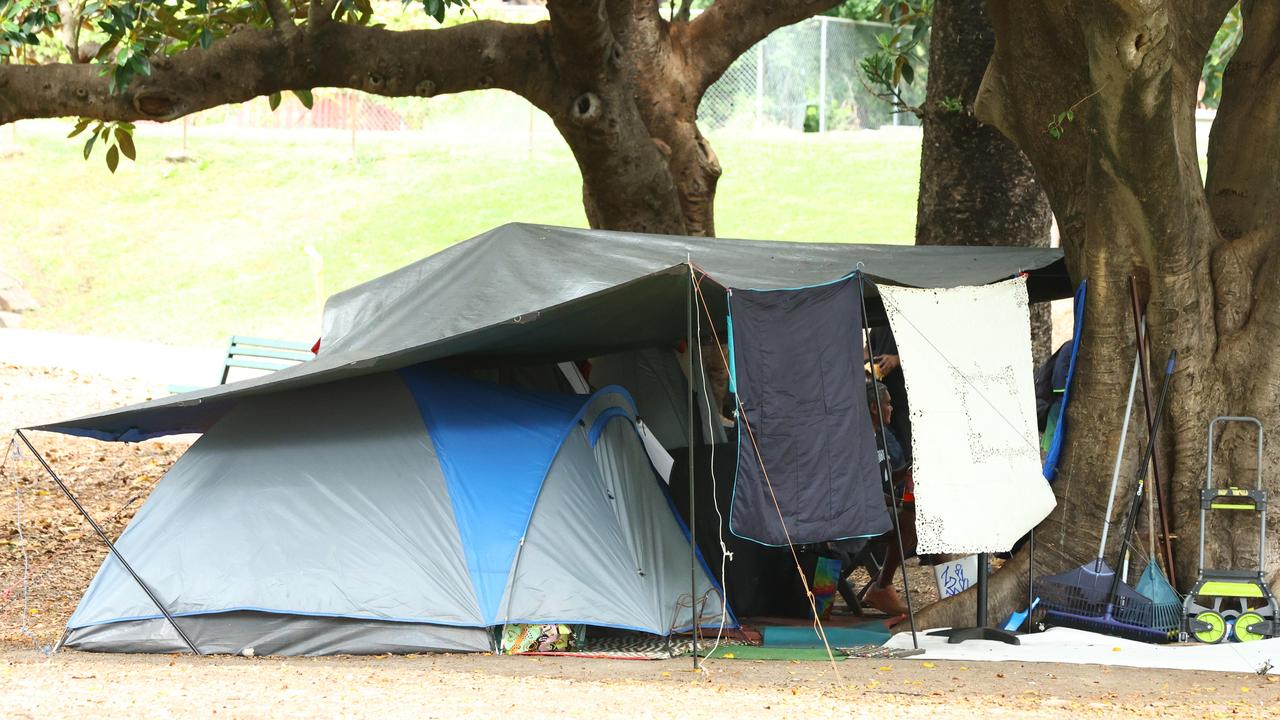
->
<box><xmin>29</xmin><ymin>223</ymin><xmax>1069</xmax><ymax>441</ymax></box>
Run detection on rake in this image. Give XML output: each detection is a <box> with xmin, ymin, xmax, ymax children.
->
<box><xmin>1037</xmin><ymin>351</ymin><xmax>1180</xmax><ymax>643</ymax></box>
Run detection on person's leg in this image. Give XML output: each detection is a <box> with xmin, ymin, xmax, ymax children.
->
<box><xmin>830</xmin><ymin>539</ymin><xmax>867</xmax><ymax>613</ymax></box>
<box><xmin>865</xmin><ymin>506</ymin><xmax>915</xmax><ymax>616</ymax></box>
<box><xmin>877</xmin><ymin>505</ymin><xmax>915</xmax><ymax>586</ymax></box>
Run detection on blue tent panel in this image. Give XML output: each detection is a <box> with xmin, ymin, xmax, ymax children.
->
<box><xmin>398</xmin><ymin>366</ymin><xmax>587</xmax><ymax>624</ymax></box>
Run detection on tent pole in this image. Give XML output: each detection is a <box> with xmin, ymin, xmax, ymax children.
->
<box><xmin>13</xmin><ymin>429</ymin><xmax>202</xmax><ymax>656</ymax></box>
<box><xmin>856</xmin><ymin>271</ymin><xmax>919</xmax><ymax>649</ymax></box>
<box><xmin>686</xmin><ymin>262</ymin><xmax>700</xmax><ymax>669</ymax></box>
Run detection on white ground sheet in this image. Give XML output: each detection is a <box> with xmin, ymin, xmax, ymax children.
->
<box><xmin>879</xmin><ymin>277</ymin><xmax>1056</xmax><ymax>553</ymax></box>
<box><xmin>885</xmin><ymin>626</ymin><xmax>1280</xmax><ymax>675</ymax></box>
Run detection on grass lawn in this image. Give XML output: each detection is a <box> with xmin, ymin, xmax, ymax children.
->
<box><xmin>0</xmin><ymin>114</ymin><xmax>921</xmax><ymax>347</ymax></box>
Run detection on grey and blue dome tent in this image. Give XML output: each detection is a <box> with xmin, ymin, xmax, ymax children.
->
<box><xmin>63</xmin><ymin>367</ymin><xmax>726</xmax><ymax>655</ymax></box>
<box><xmin>27</xmin><ymin>223</ymin><xmax>1070</xmax><ymax>656</ymax></box>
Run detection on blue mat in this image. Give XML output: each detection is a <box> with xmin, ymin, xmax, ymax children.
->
<box><xmin>761</xmin><ymin>623</ymin><xmax>891</xmax><ymax>648</ymax></box>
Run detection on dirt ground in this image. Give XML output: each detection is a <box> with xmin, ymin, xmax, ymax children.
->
<box><xmin>3</xmin><ymin>361</ymin><xmax>1280</xmax><ymax>717</ymax></box>
<box><xmin>0</xmin><ymin>362</ymin><xmax>187</xmax><ymax>649</ymax></box>
<box><xmin>4</xmin><ymin>646</ymin><xmax>1280</xmax><ymax>719</ymax></box>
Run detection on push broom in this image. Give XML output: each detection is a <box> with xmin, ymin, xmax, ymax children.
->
<box><xmin>1036</xmin><ymin>350</ymin><xmax>1180</xmax><ymax>642</ymax></box>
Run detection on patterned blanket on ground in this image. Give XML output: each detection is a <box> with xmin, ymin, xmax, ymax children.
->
<box><xmin>519</xmin><ymin>635</ymin><xmax>742</xmax><ymax>660</ymax></box>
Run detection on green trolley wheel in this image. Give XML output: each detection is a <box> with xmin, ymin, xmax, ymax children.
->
<box><xmin>1234</xmin><ymin>611</ymin><xmax>1266</xmax><ymax>642</ymax></box>
<box><xmin>1194</xmin><ymin>611</ymin><xmax>1226</xmax><ymax>643</ymax></box>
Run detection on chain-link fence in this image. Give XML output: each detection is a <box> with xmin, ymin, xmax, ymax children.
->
<box><xmin>698</xmin><ymin>16</ymin><xmax>927</xmax><ymax>133</ymax></box>
<box><xmin>178</xmin><ymin>15</ymin><xmax>925</xmax><ymax>141</ymax></box>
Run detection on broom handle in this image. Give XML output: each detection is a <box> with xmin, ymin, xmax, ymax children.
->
<box><xmin>1129</xmin><ymin>279</ymin><xmax>1178</xmax><ymax>588</ymax></box>
<box><xmin>1099</xmin><ymin>346</ymin><xmax>1143</xmax><ymax>563</ymax></box>
<box><xmin>1106</xmin><ymin>350</ymin><xmax>1176</xmax><ymax>607</ymax></box>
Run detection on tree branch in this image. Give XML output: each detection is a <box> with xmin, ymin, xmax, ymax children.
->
<box><xmin>309</xmin><ymin>0</ymin><xmax>340</xmax><ymax>27</ymax></box>
<box><xmin>0</xmin><ymin>20</ymin><xmax>556</xmax><ymax>126</ymax></box>
<box><xmin>686</xmin><ymin>0</ymin><xmax>842</xmax><ymax>94</ymax></box>
<box><xmin>546</xmin><ymin>0</ymin><xmax>616</xmax><ymax>83</ymax></box>
<box><xmin>675</xmin><ymin>0</ymin><xmax>694</xmax><ymax>23</ymax></box>
<box><xmin>265</xmin><ymin>0</ymin><xmax>295</xmax><ymax>31</ymax></box>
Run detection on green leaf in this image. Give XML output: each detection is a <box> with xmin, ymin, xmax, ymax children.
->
<box><xmin>199</xmin><ymin>27</ymin><xmax>212</xmax><ymax>50</ymax></box>
<box><xmin>1065</xmin><ymin>109</ymin><xmax>1075</xmax><ymax>122</ymax></box>
<box><xmin>268</xmin><ymin>92</ymin><xmax>281</xmax><ymax>111</ymax></box>
<box><xmin>130</xmin><ymin>53</ymin><xmax>151</xmax><ymax>77</ymax></box>
<box><xmin>105</xmin><ymin>144</ymin><xmax>119</xmax><ymax>173</ymax></box>
<box><xmin>83</xmin><ymin>133</ymin><xmax>96</xmax><ymax>160</ymax></box>
<box><xmin>68</xmin><ymin>117</ymin><xmax>93</xmax><ymax>138</ymax></box>
<box><xmin>901</xmin><ymin>61</ymin><xmax>914</xmax><ymax>86</ymax></box>
<box><xmin>115</xmin><ymin>127</ymin><xmax>136</xmax><ymax>160</ymax></box>
<box><xmin>95</xmin><ymin>36</ymin><xmax>120</xmax><ymax>61</ymax></box>
<box><xmin>292</xmin><ymin>89</ymin><xmax>313</xmax><ymax>109</ymax></box>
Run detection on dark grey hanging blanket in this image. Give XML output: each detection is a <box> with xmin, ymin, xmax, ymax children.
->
<box><xmin>727</xmin><ymin>277</ymin><xmax>891</xmax><ymax>546</ymax></box>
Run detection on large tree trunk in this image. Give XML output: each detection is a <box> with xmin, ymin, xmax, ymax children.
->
<box><xmin>916</xmin><ymin>0</ymin><xmax>1280</xmax><ymax>630</ymax></box>
<box><xmin>912</xmin><ymin>0</ymin><xmax>1054</xmax><ymax>366</ymax></box>
<box><xmin>907</xmin><ymin>0</ymin><xmax>1053</xmax><ymax>630</ymax></box>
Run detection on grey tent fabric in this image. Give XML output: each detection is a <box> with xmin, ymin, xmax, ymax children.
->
<box><xmin>498</xmin><ymin>408</ymin><xmax>723</xmax><ymax>631</ymax></box>
<box><xmin>589</xmin><ymin>348</ymin><xmax>725</xmax><ymax>449</ymax></box>
<box><xmin>30</xmin><ymin>223</ymin><xmax>1068</xmax><ymax>442</ymax></box>
<box><xmin>63</xmin><ymin>367</ymin><xmax>725</xmax><ymax>655</ymax></box>
<box><xmin>727</xmin><ymin>278</ymin><xmax>891</xmax><ymax>546</ymax></box>
<box><xmin>500</xmin><ymin>427</ymin><xmax>665</xmax><ymax>628</ymax></box>
<box><xmin>64</xmin><ymin>612</ymin><xmax>492</xmax><ymax>655</ymax></box>
<box><xmin>591</xmin><ymin>416</ymin><xmax>726</xmax><ymax>629</ymax></box>
<box><xmin>67</xmin><ymin>373</ymin><xmax>483</xmax><ymax>632</ymax></box>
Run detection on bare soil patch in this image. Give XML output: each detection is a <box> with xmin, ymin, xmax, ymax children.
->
<box><xmin>3</xmin><ymin>647</ymin><xmax>1279</xmax><ymax>719</ymax></box>
<box><xmin>0</xmin><ymin>363</ymin><xmax>188</xmax><ymax>648</ymax></box>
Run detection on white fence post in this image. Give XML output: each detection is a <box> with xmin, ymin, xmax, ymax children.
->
<box><xmin>755</xmin><ymin>42</ymin><xmax>765</xmax><ymax>131</ymax></box>
<box><xmin>818</xmin><ymin>17</ymin><xmax>828</xmax><ymax>133</ymax></box>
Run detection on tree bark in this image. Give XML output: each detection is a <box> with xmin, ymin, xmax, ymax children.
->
<box><xmin>915</xmin><ymin>0</ymin><xmax>1280</xmax><ymax>632</ymax></box>
<box><xmin>912</xmin><ymin>0</ymin><xmax>1054</xmax><ymax>366</ymax></box>
<box><xmin>0</xmin><ymin>0</ymin><xmax>839</xmax><ymax>237</ymax></box>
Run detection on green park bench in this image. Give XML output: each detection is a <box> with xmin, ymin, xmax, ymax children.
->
<box><xmin>168</xmin><ymin>335</ymin><xmax>315</xmax><ymax>394</ymax></box>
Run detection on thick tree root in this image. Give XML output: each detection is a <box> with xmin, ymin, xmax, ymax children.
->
<box><xmin>904</xmin><ymin>546</ymin><xmax>1032</xmax><ymax>631</ymax></box>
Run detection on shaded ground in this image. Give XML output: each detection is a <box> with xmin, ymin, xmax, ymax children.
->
<box><xmin>4</xmin><ymin>360</ymin><xmax>1280</xmax><ymax>717</ymax></box>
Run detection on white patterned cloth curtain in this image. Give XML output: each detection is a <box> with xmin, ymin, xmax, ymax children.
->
<box><xmin>879</xmin><ymin>277</ymin><xmax>1056</xmax><ymax>553</ymax></box>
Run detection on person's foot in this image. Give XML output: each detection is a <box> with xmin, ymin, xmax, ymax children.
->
<box><xmin>864</xmin><ymin>584</ymin><xmax>909</xmax><ymax>616</ymax></box>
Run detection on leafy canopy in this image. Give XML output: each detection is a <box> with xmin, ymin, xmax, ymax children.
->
<box><xmin>0</xmin><ymin>0</ymin><xmax>470</xmax><ymax>170</ymax></box>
